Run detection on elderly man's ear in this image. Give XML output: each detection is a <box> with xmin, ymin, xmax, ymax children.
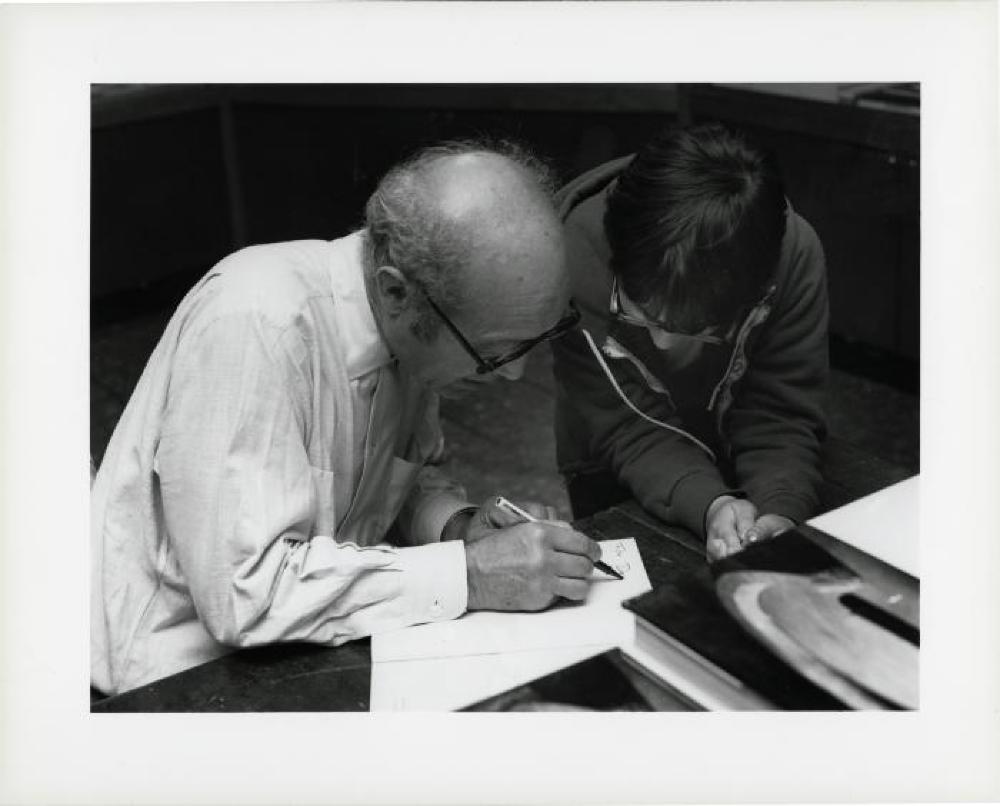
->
<box><xmin>374</xmin><ymin>266</ymin><xmax>414</xmax><ymax>319</ymax></box>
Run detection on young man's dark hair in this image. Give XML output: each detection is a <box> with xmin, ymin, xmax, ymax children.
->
<box><xmin>604</xmin><ymin>123</ymin><xmax>788</xmax><ymax>334</ymax></box>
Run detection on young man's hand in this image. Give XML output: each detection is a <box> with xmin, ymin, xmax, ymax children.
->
<box><xmin>464</xmin><ymin>521</ymin><xmax>600</xmax><ymax>611</ymax></box>
<box><xmin>705</xmin><ymin>495</ymin><xmax>796</xmax><ymax>560</ymax></box>
<box><xmin>705</xmin><ymin>494</ymin><xmax>758</xmax><ymax>560</ymax></box>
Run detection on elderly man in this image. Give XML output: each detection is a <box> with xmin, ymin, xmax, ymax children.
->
<box><xmin>92</xmin><ymin>142</ymin><xmax>599</xmax><ymax>696</ymax></box>
<box><xmin>552</xmin><ymin>124</ymin><xmax>828</xmax><ymax>562</ymax></box>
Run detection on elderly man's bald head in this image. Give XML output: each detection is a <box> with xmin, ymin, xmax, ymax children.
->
<box><xmin>429</xmin><ymin>150</ymin><xmax>553</xmax><ymax>230</ymax></box>
<box><xmin>364</xmin><ymin>141</ymin><xmax>565</xmax><ymax>341</ymax></box>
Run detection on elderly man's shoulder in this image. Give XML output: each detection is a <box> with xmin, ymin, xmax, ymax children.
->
<box><xmin>202</xmin><ymin>238</ymin><xmax>346</xmax><ymax>322</ymax></box>
<box><xmin>214</xmin><ymin>239</ymin><xmax>333</xmax><ymax>291</ymax></box>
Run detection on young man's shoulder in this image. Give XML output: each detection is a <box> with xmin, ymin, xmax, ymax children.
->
<box><xmin>773</xmin><ymin>208</ymin><xmax>827</xmax><ymax>298</ymax></box>
<box><xmin>562</xmin><ymin>192</ymin><xmax>613</xmax><ymax>318</ymax></box>
<box><xmin>782</xmin><ymin>209</ymin><xmax>825</xmax><ymax>267</ymax></box>
<box><xmin>556</xmin><ymin>155</ymin><xmax>631</xmax><ymax>222</ymax></box>
<box><xmin>561</xmin><ymin>164</ymin><xmax>620</xmax><ymax>314</ymax></box>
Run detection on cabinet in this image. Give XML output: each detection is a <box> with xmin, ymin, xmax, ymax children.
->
<box><xmin>679</xmin><ymin>84</ymin><xmax>920</xmax><ymax>365</ymax></box>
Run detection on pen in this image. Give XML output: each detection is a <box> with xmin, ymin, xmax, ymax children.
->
<box><xmin>494</xmin><ymin>496</ymin><xmax>625</xmax><ymax>581</ymax></box>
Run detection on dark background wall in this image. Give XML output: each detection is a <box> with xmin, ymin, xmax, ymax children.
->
<box><xmin>91</xmin><ymin>84</ymin><xmax>678</xmax><ymax>305</ymax></box>
<box><xmin>92</xmin><ymin>83</ymin><xmax>919</xmax><ymax>376</ymax></box>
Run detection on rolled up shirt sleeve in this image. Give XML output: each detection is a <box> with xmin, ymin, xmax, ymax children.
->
<box><xmin>239</xmin><ymin>537</ymin><xmax>468</xmax><ymax>645</ymax></box>
<box><xmin>155</xmin><ymin>312</ymin><xmax>467</xmax><ymax>649</ymax></box>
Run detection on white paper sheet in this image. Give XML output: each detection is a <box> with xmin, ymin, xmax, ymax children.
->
<box><xmin>372</xmin><ymin>538</ymin><xmax>650</xmax><ymax>663</ymax></box>
<box><xmin>369</xmin><ymin>645</ymin><xmax>614</xmax><ymax>712</ymax></box>
<box><xmin>370</xmin><ymin>538</ymin><xmax>650</xmax><ymax>711</ymax></box>
<box><xmin>808</xmin><ymin>475</ymin><xmax>919</xmax><ymax>576</ymax></box>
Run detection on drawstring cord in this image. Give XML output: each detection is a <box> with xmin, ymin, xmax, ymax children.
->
<box><xmin>580</xmin><ymin>328</ymin><xmax>717</xmax><ymax>462</ymax></box>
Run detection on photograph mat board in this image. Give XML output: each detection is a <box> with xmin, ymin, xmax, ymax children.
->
<box><xmin>2</xmin><ymin>2</ymin><xmax>999</xmax><ymax>804</ymax></box>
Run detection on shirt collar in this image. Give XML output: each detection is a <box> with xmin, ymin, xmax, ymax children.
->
<box><xmin>329</xmin><ymin>230</ymin><xmax>394</xmax><ymax>381</ymax></box>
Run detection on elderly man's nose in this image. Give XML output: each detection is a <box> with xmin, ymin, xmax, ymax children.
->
<box><xmin>496</xmin><ymin>357</ymin><xmax>527</xmax><ymax>381</ymax></box>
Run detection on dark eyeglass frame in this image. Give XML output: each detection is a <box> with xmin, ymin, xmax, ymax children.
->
<box><xmin>422</xmin><ymin>293</ymin><xmax>582</xmax><ymax>375</ymax></box>
<box><xmin>609</xmin><ymin>275</ymin><xmax>733</xmax><ymax>346</ymax></box>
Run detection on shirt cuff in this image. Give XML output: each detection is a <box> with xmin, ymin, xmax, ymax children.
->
<box><xmin>392</xmin><ymin>540</ymin><xmax>468</xmax><ymax>623</ymax></box>
<box><xmin>410</xmin><ymin>494</ymin><xmax>475</xmax><ymax>544</ymax></box>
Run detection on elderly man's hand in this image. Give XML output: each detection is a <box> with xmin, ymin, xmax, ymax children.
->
<box><xmin>459</xmin><ymin>497</ymin><xmax>562</xmax><ymax>544</ymax></box>
<box><xmin>705</xmin><ymin>494</ymin><xmax>759</xmax><ymax>561</ymax></box>
<box><xmin>464</xmin><ymin>521</ymin><xmax>601</xmax><ymax>611</ymax></box>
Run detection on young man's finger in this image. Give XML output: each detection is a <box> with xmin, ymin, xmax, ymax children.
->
<box><xmin>715</xmin><ymin>505</ymin><xmax>744</xmax><ymax>555</ymax></box>
<box><xmin>753</xmin><ymin>514</ymin><xmax>794</xmax><ymax>541</ymax></box>
<box><xmin>707</xmin><ymin>536</ymin><xmax>730</xmax><ymax>561</ymax></box>
<box><xmin>732</xmin><ymin>501</ymin><xmax>758</xmax><ymax>543</ymax></box>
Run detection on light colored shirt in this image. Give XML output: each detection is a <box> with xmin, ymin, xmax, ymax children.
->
<box><xmin>91</xmin><ymin>232</ymin><xmax>471</xmax><ymax>695</ymax></box>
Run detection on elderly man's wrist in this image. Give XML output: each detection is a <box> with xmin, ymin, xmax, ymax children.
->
<box><xmin>441</xmin><ymin>506</ymin><xmax>478</xmax><ymax>542</ymax></box>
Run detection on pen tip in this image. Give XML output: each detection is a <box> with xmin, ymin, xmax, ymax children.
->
<box><xmin>597</xmin><ymin>561</ymin><xmax>624</xmax><ymax>580</ymax></box>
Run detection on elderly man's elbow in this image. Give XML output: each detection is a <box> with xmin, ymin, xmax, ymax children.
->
<box><xmin>193</xmin><ymin>591</ymin><xmax>267</xmax><ymax>648</ymax></box>
<box><xmin>200</xmin><ymin>611</ymin><xmax>250</xmax><ymax>647</ymax></box>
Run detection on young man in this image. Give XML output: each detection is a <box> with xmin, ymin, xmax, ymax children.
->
<box><xmin>551</xmin><ymin>124</ymin><xmax>828</xmax><ymax>561</ymax></box>
<box><xmin>91</xmin><ymin>142</ymin><xmax>599</xmax><ymax>695</ymax></box>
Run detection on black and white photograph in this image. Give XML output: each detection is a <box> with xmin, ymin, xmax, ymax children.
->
<box><xmin>2</xmin><ymin>4</ymin><xmax>998</xmax><ymax>804</ymax></box>
<box><xmin>87</xmin><ymin>82</ymin><xmax>921</xmax><ymax>713</ymax></box>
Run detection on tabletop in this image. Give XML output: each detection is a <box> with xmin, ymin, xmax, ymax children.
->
<box><xmin>91</xmin><ymin>490</ymin><xmax>915</xmax><ymax>712</ymax></box>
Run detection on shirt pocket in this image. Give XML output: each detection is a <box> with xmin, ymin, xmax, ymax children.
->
<box><xmin>309</xmin><ymin>466</ymin><xmax>338</xmax><ymax>537</ymax></box>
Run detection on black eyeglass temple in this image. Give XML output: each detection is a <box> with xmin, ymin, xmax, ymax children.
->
<box><xmin>421</xmin><ymin>294</ymin><xmax>492</xmax><ymax>372</ymax></box>
<box><xmin>423</xmin><ymin>287</ymin><xmax>581</xmax><ymax>375</ymax></box>
<box><xmin>474</xmin><ymin>302</ymin><xmax>582</xmax><ymax>374</ymax></box>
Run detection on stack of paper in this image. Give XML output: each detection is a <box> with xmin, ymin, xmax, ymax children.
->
<box><xmin>370</xmin><ymin>538</ymin><xmax>651</xmax><ymax>711</ymax></box>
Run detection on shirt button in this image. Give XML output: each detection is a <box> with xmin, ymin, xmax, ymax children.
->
<box><xmin>732</xmin><ymin>358</ymin><xmax>746</xmax><ymax>375</ymax></box>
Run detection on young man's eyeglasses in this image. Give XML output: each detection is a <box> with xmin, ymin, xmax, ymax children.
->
<box><xmin>609</xmin><ymin>275</ymin><xmax>732</xmax><ymax>346</ymax></box>
<box><xmin>422</xmin><ymin>292</ymin><xmax>582</xmax><ymax>375</ymax></box>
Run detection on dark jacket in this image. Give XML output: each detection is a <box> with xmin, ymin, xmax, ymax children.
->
<box><xmin>552</xmin><ymin>156</ymin><xmax>829</xmax><ymax>537</ymax></box>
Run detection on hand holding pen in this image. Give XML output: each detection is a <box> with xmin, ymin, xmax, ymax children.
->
<box><xmin>461</xmin><ymin>496</ymin><xmax>609</xmax><ymax>612</ymax></box>
<box><xmin>494</xmin><ymin>496</ymin><xmax>624</xmax><ymax>580</ymax></box>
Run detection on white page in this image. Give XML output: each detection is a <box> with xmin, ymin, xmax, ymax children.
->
<box><xmin>370</xmin><ymin>645</ymin><xmax>613</xmax><ymax>712</ymax></box>
<box><xmin>808</xmin><ymin>475</ymin><xmax>919</xmax><ymax>576</ymax></box>
<box><xmin>371</xmin><ymin>538</ymin><xmax>650</xmax><ymax>663</ymax></box>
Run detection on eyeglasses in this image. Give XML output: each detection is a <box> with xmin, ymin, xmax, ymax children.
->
<box><xmin>609</xmin><ymin>275</ymin><xmax>732</xmax><ymax>346</ymax></box>
<box><xmin>422</xmin><ymin>292</ymin><xmax>581</xmax><ymax>375</ymax></box>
